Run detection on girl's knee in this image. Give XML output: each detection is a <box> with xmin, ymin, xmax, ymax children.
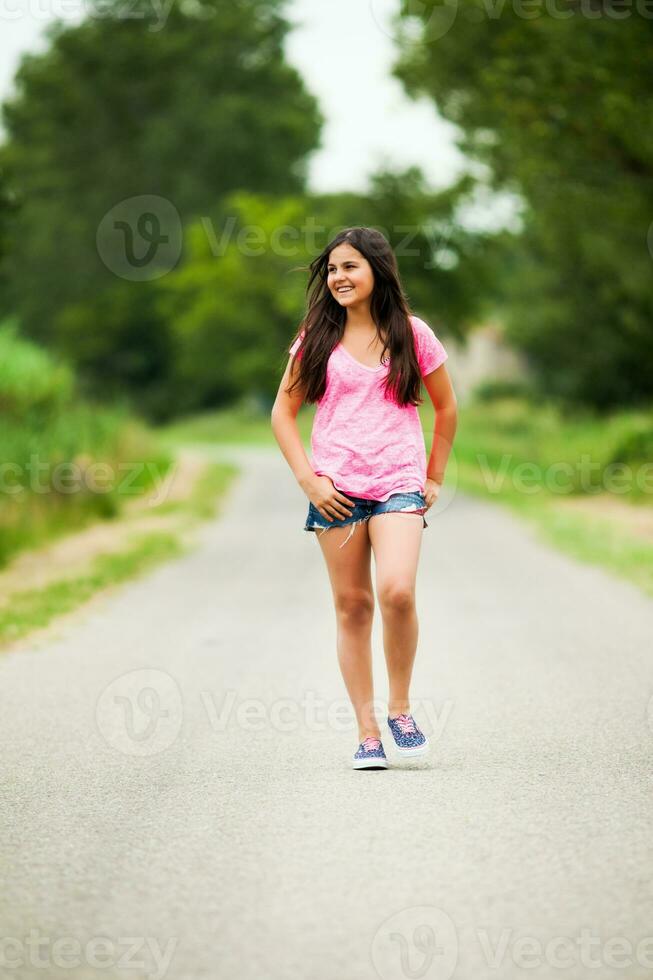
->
<box><xmin>378</xmin><ymin>584</ymin><xmax>415</xmax><ymax>613</ymax></box>
<box><xmin>334</xmin><ymin>590</ymin><xmax>375</xmax><ymax>625</ymax></box>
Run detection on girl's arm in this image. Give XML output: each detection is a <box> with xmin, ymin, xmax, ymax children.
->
<box><xmin>422</xmin><ymin>364</ymin><xmax>458</xmax><ymax>487</ymax></box>
<box><xmin>270</xmin><ymin>355</ymin><xmax>315</xmax><ymax>492</ymax></box>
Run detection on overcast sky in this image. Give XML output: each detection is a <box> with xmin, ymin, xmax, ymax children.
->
<box><xmin>0</xmin><ymin>0</ymin><xmax>468</xmax><ymax>188</ymax></box>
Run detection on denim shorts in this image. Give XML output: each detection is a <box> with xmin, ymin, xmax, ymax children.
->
<box><xmin>304</xmin><ymin>490</ymin><xmax>428</xmax><ymax>548</ymax></box>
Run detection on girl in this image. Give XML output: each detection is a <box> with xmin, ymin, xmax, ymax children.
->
<box><xmin>271</xmin><ymin>226</ymin><xmax>458</xmax><ymax>771</ymax></box>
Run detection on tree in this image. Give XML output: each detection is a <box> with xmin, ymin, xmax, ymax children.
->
<box><xmin>392</xmin><ymin>3</ymin><xmax>653</xmax><ymax>409</ymax></box>
<box><xmin>0</xmin><ymin>0</ymin><xmax>323</xmax><ymax>355</ymax></box>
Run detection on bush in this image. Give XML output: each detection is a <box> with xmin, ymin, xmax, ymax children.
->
<box><xmin>0</xmin><ymin>316</ymin><xmax>76</xmax><ymax>417</ymax></box>
<box><xmin>470</xmin><ymin>378</ymin><xmax>534</xmax><ymax>403</ymax></box>
<box><xmin>0</xmin><ymin>319</ymin><xmax>173</xmax><ymax>567</ymax></box>
<box><xmin>606</xmin><ymin>426</ymin><xmax>653</xmax><ymax>466</ymax></box>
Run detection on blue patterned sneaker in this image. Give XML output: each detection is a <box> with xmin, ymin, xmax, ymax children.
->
<box><xmin>353</xmin><ymin>736</ymin><xmax>389</xmax><ymax>770</ymax></box>
<box><xmin>387</xmin><ymin>713</ymin><xmax>429</xmax><ymax>757</ymax></box>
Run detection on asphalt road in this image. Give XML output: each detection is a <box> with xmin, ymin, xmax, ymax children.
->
<box><xmin>1</xmin><ymin>445</ymin><xmax>653</xmax><ymax>980</ymax></box>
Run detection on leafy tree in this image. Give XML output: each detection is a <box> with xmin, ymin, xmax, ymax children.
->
<box><xmin>0</xmin><ymin>0</ymin><xmax>323</xmax><ymax>355</ymax></box>
<box><xmin>392</xmin><ymin>3</ymin><xmax>653</xmax><ymax>409</ymax></box>
<box><xmin>154</xmin><ymin>191</ymin><xmax>312</xmax><ymax>414</ymax></box>
<box><xmin>54</xmin><ymin>281</ymin><xmax>173</xmax><ymax>421</ymax></box>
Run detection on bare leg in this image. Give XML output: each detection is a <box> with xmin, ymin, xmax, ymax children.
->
<box><xmin>368</xmin><ymin>513</ymin><xmax>423</xmax><ymax>718</ymax></box>
<box><xmin>314</xmin><ymin>520</ymin><xmax>380</xmax><ymax>741</ymax></box>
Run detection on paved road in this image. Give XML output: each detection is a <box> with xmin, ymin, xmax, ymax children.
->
<box><xmin>2</xmin><ymin>445</ymin><xmax>653</xmax><ymax>980</ymax></box>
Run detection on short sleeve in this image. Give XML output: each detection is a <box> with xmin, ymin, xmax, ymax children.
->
<box><xmin>288</xmin><ymin>329</ymin><xmax>306</xmax><ymax>360</ymax></box>
<box><xmin>411</xmin><ymin>316</ymin><xmax>448</xmax><ymax>377</ymax></box>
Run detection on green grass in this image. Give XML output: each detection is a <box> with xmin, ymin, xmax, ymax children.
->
<box><xmin>450</xmin><ymin>396</ymin><xmax>653</xmax><ymax>501</ymax></box>
<box><xmin>0</xmin><ymin>442</ymin><xmax>175</xmax><ymax>569</ymax></box>
<box><xmin>0</xmin><ymin>316</ymin><xmax>180</xmax><ymax>568</ymax></box>
<box><xmin>447</xmin><ymin>395</ymin><xmax>653</xmax><ymax>597</ymax></box>
<box><xmin>0</xmin><ymin>532</ymin><xmax>183</xmax><ymax>646</ymax></box>
<box><xmin>0</xmin><ymin>460</ymin><xmax>240</xmax><ymax>650</ymax></box>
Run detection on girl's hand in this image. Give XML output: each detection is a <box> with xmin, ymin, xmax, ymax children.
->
<box><xmin>305</xmin><ymin>475</ymin><xmax>356</xmax><ymax>522</ymax></box>
<box><xmin>423</xmin><ymin>478</ymin><xmax>442</xmax><ymax>509</ymax></box>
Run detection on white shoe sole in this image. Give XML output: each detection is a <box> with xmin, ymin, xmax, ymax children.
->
<box><xmin>392</xmin><ymin>739</ymin><xmax>430</xmax><ymax>758</ymax></box>
<box><xmin>352</xmin><ymin>757</ymin><xmax>389</xmax><ymax>770</ymax></box>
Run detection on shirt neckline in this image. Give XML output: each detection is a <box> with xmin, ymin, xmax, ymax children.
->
<box><xmin>336</xmin><ymin>342</ymin><xmax>389</xmax><ymax>373</ymax></box>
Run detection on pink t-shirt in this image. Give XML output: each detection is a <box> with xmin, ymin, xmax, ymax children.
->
<box><xmin>288</xmin><ymin>314</ymin><xmax>448</xmax><ymax>501</ymax></box>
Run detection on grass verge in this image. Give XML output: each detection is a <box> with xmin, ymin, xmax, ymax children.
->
<box><xmin>0</xmin><ymin>457</ymin><xmax>239</xmax><ymax>651</ymax></box>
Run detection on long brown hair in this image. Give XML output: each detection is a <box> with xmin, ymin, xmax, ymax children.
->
<box><xmin>285</xmin><ymin>226</ymin><xmax>423</xmax><ymax>406</ymax></box>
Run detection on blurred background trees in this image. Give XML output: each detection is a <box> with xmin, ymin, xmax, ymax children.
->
<box><xmin>0</xmin><ymin>0</ymin><xmax>323</xmax><ymax>417</ymax></box>
<box><xmin>392</xmin><ymin>2</ymin><xmax>653</xmax><ymax>409</ymax></box>
<box><xmin>0</xmin><ymin>0</ymin><xmax>651</xmax><ymax>421</ymax></box>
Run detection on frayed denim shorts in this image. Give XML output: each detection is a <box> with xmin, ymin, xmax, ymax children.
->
<box><xmin>304</xmin><ymin>491</ymin><xmax>428</xmax><ymax>549</ymax></box>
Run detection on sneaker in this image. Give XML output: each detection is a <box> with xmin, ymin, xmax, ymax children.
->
<box><xmin>353</xmin><ymin>736</ymin><xmax>389</xmax><ymax>770</ymax></box>
<box><xmin>386</xmin><ymin>713</ymin><xmax>429</xmax><ymax>757</ymax></box>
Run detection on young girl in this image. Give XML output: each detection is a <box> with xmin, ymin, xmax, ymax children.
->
<box><xmin>271</xmin><ymin>226</ymin><xmax>458</xmax><ymax>770</ymax></box>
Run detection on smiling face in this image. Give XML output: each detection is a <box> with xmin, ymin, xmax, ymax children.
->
<box><xmin>327</xmin><ymin>243</ymin><xmax>374</xmax><ymax>307</ymax></box>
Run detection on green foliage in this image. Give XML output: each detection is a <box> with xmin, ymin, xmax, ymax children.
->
<box><xmin>0</xmin><ymin>316</ymin><xmax>76</xmax><ymax>415</ymax></box>
<box><xmin>470</xmin><ymin>378</ymin><xmax>535</xmax><ymax>404</ymax></box>
<box><xmin>53</xmin><ymin>281</ymin><xmax>174</xmax><ymax>422</ymax></box>
<box><xmin>154</xmin><ymin>191</ymin><xmax>312</xmax><ymax>414</ymax></box>
<box><xmin>0</xmin><ymin>319</ymin><xmax>172</xmax><ymax>566</ymax></box>
<box><xmin>606</xmin><ymin>426</ymin><xmax>653</xmax><ymax>467</ymax></box>
<box><xmin>392</xmin><ymin>3</ymin><xmax>653</xmax><ymax>410</ymax></box>
<box><xmin>454</xmin><ymin>391</ymin><xmax>653</xmax><ymax>501</ymax></box>
<box><xmin>0</xmin><ymin>0</ymin><xmax>322</xmax><ymax>383</ymax></box>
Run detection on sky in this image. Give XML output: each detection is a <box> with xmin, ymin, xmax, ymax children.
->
<box><xmin>284</xmin><ymin>0</ymin><xmax>467</xmax><ymax>194</ymax></box>
<box><xmin>0</xmin><ymin>0</ymin><xmax>518</xmax><ymax>228</ymax></box>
